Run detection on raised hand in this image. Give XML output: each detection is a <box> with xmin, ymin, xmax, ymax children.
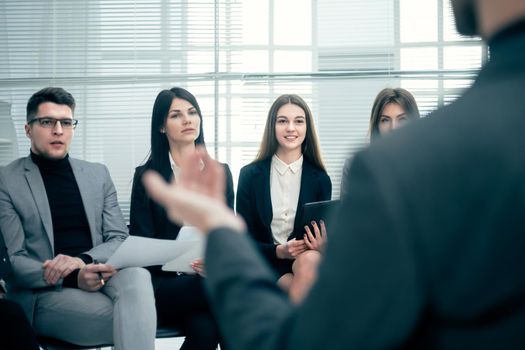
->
<box><xmin>143</xmin><ymin>147</ymin><xmax>245</xmax><ymax>234</ymax></box>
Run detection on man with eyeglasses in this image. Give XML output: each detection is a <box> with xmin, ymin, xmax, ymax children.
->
<box><xmin>0</xmin><ymin>87</ymin><xmax>156</xmax><ymax>350</ymax></box>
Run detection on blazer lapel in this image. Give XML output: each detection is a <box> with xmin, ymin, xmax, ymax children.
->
<box><xmin>23</xmin><ymin>157</ymin><xmax>54</xmax><ymax>252</ymax></box>
<box><xmin>298</xmin><ymin>161</ymin><xmax>316</xmax><ymax>206</ymax></box>
<box><xmin>70</xmin><ymin>158</ymin><xmax>98</xmax><ymax>247</ymax></box>
<box><xmin>294</xmin><ymin>160</ymin><xmax>317</xmax><ymax>231</ymax></box>
<box><xmin>254</xmin><ymin>159</ymin><xmax>273</xmax><ymax>230</ymax></box>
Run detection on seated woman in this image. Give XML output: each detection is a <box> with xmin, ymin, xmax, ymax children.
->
<box><xmin>340</xmin><ymin>87</ymin><xmax>421</xmax><ymax>197</ymax></box>
<box><xmin>236</xmin><ymin>94</ymin><xmax>331</xmax><ymax>304</ymax></box>
<box><xmin>130</xmin><ymin>87</ymin><xmax>234</xmax><ymax>350</ymax></box>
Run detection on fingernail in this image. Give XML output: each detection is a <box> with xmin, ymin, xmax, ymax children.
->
<box><xmin>311</xmin><ymin>221</ymin><xmax>316</xmax><ymax>225</ymax></box>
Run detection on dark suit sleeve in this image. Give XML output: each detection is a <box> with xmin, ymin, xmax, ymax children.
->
<box><xmin>205</xmin><ymin>229</ymin><xmax>291</xmax><ymax>350</ymax></box>
<box><xmin>205</xmin><ymin>153</ymin><xmax>424</xmax><ymax>350</ymax></box>
<box><xmin>223</xmin><ymin>164</ymin><xmax>235</xmax><ymax>210</ymax></box>
<box><xmin>129</xmin><ymin>168</ymin><xmax>156</xmax><ymax>238</ymax></box>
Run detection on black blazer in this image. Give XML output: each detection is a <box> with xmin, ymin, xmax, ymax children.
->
<box><xmin>130</xmin><ymin>160</ymin><xmax>235</xmax><ymax>241</ymax></box>
<box><xmin>236</xmin><ymin>157</ymin><xmax>331</xmax><ymax>266</ymax></box>
<box><xmin>204</xmin><ymin>23</ymin><xmax>525</xmax><ymax>350</ymax></box>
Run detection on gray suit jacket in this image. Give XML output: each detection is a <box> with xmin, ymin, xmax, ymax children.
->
<box><xmin>0</xmin><ymin>155</ymin><xmax>128</xmax><ymax>321</ymax></box>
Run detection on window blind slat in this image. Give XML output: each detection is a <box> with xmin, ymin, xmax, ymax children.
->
<box><xmin>0</xmin><ymin>0</ymin><xmax>484</xmax><ymax>219</ymax></box>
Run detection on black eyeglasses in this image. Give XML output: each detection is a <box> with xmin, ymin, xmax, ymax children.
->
<box><xmin>28</xmin><ymin>117</ymin><xmax>79</xmax><ymax>129</ymax></box>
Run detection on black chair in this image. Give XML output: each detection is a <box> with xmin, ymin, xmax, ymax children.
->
<box><xmin>38</xmin><ymin>336</ymin><xmax>111</xmax><ymax>350</ymax></box>
<box><xmin>39</xmin><ymin>326</ymin><xmax>184</xmax><ymax>350</ymax></box>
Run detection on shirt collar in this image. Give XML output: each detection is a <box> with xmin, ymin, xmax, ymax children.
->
<box><xmin>272</xmin><ymin>154</ymin><xmax>303</xmax><ymax>175</ymax></box>
<box><xmin>168</xmin><ymin>152</ymin><xmax>179</xmax><ymax>172</ymax></box>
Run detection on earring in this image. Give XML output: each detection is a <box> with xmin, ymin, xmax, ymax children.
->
<box><xmin>160</xmin><ymin>128</ymin><xmax>165</xmax><ymax>133</ymax></box>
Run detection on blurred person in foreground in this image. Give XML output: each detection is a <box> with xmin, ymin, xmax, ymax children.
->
<box><xmin>143</xmin><ymin>0</ymin><xmax>525</xmax><ymax>348</ymax></box>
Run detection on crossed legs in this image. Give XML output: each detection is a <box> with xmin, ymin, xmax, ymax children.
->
<box><xmin>33</xmin><ymin>267</ymin><xmax>156</xmax><ymax>350</ymax></box>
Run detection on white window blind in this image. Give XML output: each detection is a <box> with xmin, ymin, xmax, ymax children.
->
<box><xmin>0</xmin><ymin>0</ymin><xmax>485</xmax><ymax>221</ymax></box>
<box><xmin>0</xmin><ymin>0</ymin><xmax>242</xmax><ymax>219</ymax></box>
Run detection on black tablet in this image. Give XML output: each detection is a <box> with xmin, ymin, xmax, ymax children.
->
<box><xmin>292</xmin><ymin>199</ymin><xmax>340</xmax><ymax>239</ymax></box>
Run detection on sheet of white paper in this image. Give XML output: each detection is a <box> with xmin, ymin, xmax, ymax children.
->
<box><xmin>106</xmin><ymin>235</ymin><xmax>198</xmax><ymax>269</ymax></box>
<box><xmin>162</xmin><ymin>226</ymin><xmax>205</xmax><ymax>274</ymax></box>
<box><xmin>176</xmin><ymin>226</ymin><xmax>204</xmax><ymax>242</ymax></box>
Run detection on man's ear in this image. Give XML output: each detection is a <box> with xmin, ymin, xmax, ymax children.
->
<box><xmin>24</xmin><ymin>123</ymin><xmax>32</xmax><ymax>139</ymax></box>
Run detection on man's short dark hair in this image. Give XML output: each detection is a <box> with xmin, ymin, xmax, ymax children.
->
<box><xmin>26</xmin><ymin>87</ymin><xmax>76</xmax><ymax>121</ymax></box>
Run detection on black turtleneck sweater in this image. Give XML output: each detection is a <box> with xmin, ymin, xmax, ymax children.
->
<box><xmin>31</xmin><ymin>152</ymin><xmax>93</xmax><ymax>288</ymax></box>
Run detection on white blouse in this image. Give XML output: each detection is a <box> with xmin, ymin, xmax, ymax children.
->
<box><xmin>169</xmin><ymin>152</ymin><xmax>182</xmax><ymax>182</ymax></box>
<box><xmin>270</xmin><ymin>154</ymin><xmax>303</xmax><ymax>245</ymax></box>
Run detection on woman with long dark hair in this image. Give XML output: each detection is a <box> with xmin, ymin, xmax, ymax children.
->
<box><xmin>236</xmin><ymin>94</ymin><xmax>332</xmax><ymax>304</ymax></box>
<box><xmin>130</xmin><ymin>87</ymin><xmax>234</xmax><ymax>350</ymax></box>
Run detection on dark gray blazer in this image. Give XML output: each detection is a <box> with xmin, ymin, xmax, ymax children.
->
<box><xmin>203</xmin><ymin>24</ymin><xmax>525</xmax><ymax>350</ymax></box>
<box><xmin>0</xmin><ymin>156</ymin><xmax>128</xmax><ymax>321</ymax></box>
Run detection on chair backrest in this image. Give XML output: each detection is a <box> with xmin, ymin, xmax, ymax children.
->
<box><xmin>155</xmin><ymin>326</ymin><xmax>184</xmax><ymax>339</ymax></box>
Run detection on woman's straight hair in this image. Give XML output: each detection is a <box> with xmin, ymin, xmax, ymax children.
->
<box><xmin>255</xmin><ymin>94</ymin><xmax>326</xmax><ymax>171</ymax></box>
<box><xmin>369</xmin><ymin>87</ymin><xmax>420</xmax><ymax>142</ymax></box>
<box><xmin>144</xmin><ymin>87</ymin><xmax>206</xmax><ymax>180</ymax></box>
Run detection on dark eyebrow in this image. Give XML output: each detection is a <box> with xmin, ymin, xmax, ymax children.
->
<box><xmin>169</xmin><ymin>107</ymin><xmax>196</xmax><ymax>114</ymax></box>
<box><xmin>35</xmin><ymin>116</ymin><xmax>73</xmax><ymax>119</ymax></box>
<box><xmin>381</xmin><ymin>113</ymin><xmax>406</xmax><ymax>118</ymax></box>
